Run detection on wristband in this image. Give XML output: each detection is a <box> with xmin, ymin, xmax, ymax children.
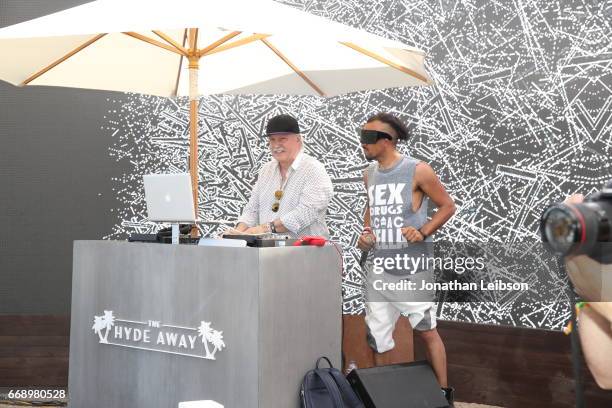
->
<box><xmin>563</xmin><ymin>302</ymin><xmax>590</xmax><ymax>335</ymax></box>
<box><xmin>419</xmin><ymin>229</ymin><xmax>428</xmax><ymax>240</ymax></box>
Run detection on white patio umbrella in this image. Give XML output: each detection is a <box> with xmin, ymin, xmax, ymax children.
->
<box><xmin>0</xmin><ymin>0</ymin><xmax>432</xmax><ymax>221</ymax></box>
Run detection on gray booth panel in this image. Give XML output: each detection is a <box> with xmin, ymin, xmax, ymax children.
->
<box><xmin>69</xmin><ymin>241</ymin><xmax>341</xmax><ymax>408</ymax></box>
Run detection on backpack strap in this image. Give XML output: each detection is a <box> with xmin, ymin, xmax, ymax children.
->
<box><xmin>328</xmin><ymin>369</ymin><xmax>365</xmax><ymax>408</ymax></box>
<box><xmin>316</xmin><ymin>356</ymin><xmax>333</xmax><ymax>369</ymax></box>
<box><xmin>314</xmin><ymin>370</ymin><xmax>344</xmax><ymax>408</ymax></box>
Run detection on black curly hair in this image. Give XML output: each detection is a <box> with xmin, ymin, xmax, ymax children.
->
<box><xmin>366</xmin><ymin>112</ymin><xmax>410</xmax><ymax>142</ymax></box>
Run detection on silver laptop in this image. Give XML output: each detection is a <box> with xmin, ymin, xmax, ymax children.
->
<box><xmin>143</xmin><ymin>173</ymin><xmax>196</xmax><ymax>222</ymax></box>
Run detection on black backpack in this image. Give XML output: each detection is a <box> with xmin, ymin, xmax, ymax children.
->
<box><xmin>300</xmin><ymin>356</ymin><xmax>365</xmax><ymax>408</ymax></box>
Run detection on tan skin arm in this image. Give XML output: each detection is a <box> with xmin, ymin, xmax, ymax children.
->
<box><xmin>363</xmin><ymin>202</ymin><xmax>371</xmax><ymax>229</ymax></box>
<box><xmin>589</xmin><ymin>302</ymin><xmax>612</xmax><ymax>326</ymax></box>
<box><xmin>402</xmin><ymin>162</ymin><xmax>456</xmax><ymax>242</ymax></box>
<box><xmin>357</xmin><ymin>172</ymin><xmax>376</xmax><ymax>251</ymax></box>
<box><xmin>579</xmin><ymin>305</ymin><xmax>612</xmax><ymax>389</ymax></box>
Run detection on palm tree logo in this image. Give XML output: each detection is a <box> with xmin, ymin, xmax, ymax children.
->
<box><xmin>197</xmin><ymin>321</ymin><xmax>226</xmax><ymax>359</ymax></box>
<box><xmin>209</xmin><ymin>329</ymin><xmax>226</xmax><ymax>358</ymax></box>
<box><xmin>92</xmin><ymin>310</ymin><xmax>115</xmax><ymax>344</ymax></box>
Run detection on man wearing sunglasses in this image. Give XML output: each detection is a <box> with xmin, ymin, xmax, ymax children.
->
<box><xmin>357</xmin><ymin>112</ymin><xmax>456</xmax><ymax>405</ymax></box>
<box><xmin>233</xmin><ymin>114</ymin><xmax>333</xmax><ymax>238</ymax></box>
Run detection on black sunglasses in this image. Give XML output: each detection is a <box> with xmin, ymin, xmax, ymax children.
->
<box><xmin>359</xmin><ymin>129</ymin><xmax>394</xmax><ymax>144</ymax></box>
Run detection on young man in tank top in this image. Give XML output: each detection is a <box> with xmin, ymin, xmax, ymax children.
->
<box><xmin>357</xmin><ymin>112</ymin><xmax>456</xmax><ymax>405</ymax></box>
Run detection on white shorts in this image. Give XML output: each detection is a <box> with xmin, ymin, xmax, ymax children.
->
<box><xmin>363</xmin><ymin>248</ymin><xmax>437</xmax><ymax>354</ymax></box>
<box><xmin>365</xmin><ymin>301</ymin><xmax>437</xmax><ymax>353</ymax></box>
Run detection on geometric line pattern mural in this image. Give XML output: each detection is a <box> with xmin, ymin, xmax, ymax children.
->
<box><xmin>103</xmin><ymin>0</ymin><xmax>612</xmax><ymax>330</ymax></box>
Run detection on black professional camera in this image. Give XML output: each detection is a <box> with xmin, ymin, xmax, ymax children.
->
<box><xmin>540</xmin><ymin>181</ymin><xmax>612</xmax><ymax>262</ymax></box>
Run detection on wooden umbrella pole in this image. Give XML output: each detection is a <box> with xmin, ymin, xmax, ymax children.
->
<box><xmin>185</xmin><ymin>28</ymin><xmax>239</xmax><ymax>237</ymax></box>
<box><xmin>188</xmin><ymin>50</ymin><xmax>200</xmax><ymax>236</ymax></box>
<box><xmin>187</xmin><ymin>27</ymin><xmax>200</xmax><ymax>237</ymax></box>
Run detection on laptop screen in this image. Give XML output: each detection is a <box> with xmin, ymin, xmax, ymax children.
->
<box><xmin>143</xmin><ymin>173</ymin><xmax>196</xmax><ymax>223</ymax></box>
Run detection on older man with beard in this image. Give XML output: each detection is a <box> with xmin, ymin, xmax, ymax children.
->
<box><xmin>234</xmin><ymin>114</ymin><xmax>333</xmax><ymax>238</ymax></box>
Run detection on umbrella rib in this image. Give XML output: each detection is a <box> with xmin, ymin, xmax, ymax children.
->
<box><xmin>153</xmin><ymin>30</ymin><xmax>189</xmax><ymax>56</ymax></box>
<box><xmin>123</xmin><ymin>32</ymin><xmax>186</xmax><ymax>56</ymax></box>
<box><xmin>21</xmin><ymin>33</ymin><xmax>106</xmax><ymax>86</ymax></box>
<box><xmin>260</xmin><ymin>38</ymin><xmax>325</xmax><ymax>97</ymax></box>
<box><xmin>201</xmin><ymin>33</ymin><xmax>270</xmax><ymax>57</ymax></box>
<box><xmin>197</xmin><ymin>31</ymin><xmax>242</xmax><ymax>57</ymax></box>
<box><xmin>189</xmin><ymin>28</ymin><xmax>198</xmax><ymax>52</ymax></box>
<box><xmin>340</xmin><ymin>42</ymin><xmax>431</xmax><ymax>84</ymax></box>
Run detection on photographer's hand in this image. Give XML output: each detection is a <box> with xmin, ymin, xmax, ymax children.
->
<box><xmin>566</xmin><ymin>255</ymin><xmax>605</xmax><ymax>302</ymax></box>
<box><xmin>565</xmin><ymin>193</ymin><xmax>585</xmax><ymax>204</ymax></box>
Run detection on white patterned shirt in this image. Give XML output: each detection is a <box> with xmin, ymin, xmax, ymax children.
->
<box><xmin>237</xmin><ymin>150</ymin><xmax>333</xmax><ymax>238</ymax></box>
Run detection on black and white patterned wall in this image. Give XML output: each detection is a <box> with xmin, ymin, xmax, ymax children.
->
<box><xmin>102</xmin><ymin>1</ymin><xmax>612</xmax><ymax>330</ymax></box>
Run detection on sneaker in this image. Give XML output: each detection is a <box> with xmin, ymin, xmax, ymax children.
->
<box><xmin>441</xmin><ymin>387</ymin><xmax>455</xmax><ymax>407</ymax></box>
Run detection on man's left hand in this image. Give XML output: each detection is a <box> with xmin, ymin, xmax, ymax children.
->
<box><xmin>244</xmin><ymin>224</ymin><xmax>268</xmax><ymax>235</ymax></box>
<box><xmin>401</xmin><ymin>226</ymin><xmax>424</xmax><ymax>243</ymax></box>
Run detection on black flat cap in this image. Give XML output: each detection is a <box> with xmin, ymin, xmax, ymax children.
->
<box><xmin>265</xmin><ymin>114</ymin><xmax>300</xmax><ymax>136</ymax></box>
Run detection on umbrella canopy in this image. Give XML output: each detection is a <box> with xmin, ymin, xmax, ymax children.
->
<box><xmin>0</xmin><ymin>0</ymin><xmax>432</xmax><ymax>222</ymax></box>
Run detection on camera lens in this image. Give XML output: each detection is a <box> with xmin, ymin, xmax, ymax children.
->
<box><xmin>541</xmin><ymin>200</ymin><xmax>612</xmax><ymax>257</ymax></box>
<box><xmin>542</xmin><ymin>206</ymin><xmax>581</xmax><ymax>254</ymax></box>
<box><xmin>541</xmin><ymin>185</ymin><xmax>612</xmax><ymax>261</ymax></box>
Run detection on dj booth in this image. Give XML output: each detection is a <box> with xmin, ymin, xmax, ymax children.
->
<box><xmin>68</xmin><ymin>240</ymin><xmax>342</xmax><ymax>408</ymax></box>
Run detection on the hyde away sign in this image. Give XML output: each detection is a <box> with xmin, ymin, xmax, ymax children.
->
<box><xmin>91</xmin><ymin>310</ymin><xmax>226</xmax><ymax>359</ymax></box>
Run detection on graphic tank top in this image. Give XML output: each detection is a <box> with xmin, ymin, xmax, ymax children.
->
<box><xmin>366</xmin><ymin>156</ymin><xmax>432</xmax><ymax>275</ymax></box>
